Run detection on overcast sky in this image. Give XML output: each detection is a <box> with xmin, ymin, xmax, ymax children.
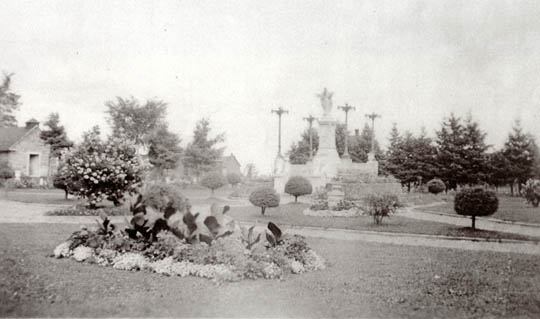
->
<box><xmin>2</xmin><ymin>0</ymin><xmax>540</xmax><ymax>174</ymax></box>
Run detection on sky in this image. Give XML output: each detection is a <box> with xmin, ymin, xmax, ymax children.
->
<box><xmin>2</xmin><ymin>0</ymin><xmax>540</xmax><ymax>174</ymax></box>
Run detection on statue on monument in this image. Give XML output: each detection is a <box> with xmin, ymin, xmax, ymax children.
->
<box><xmin>317</xmin><ymin>88</ymin><xmax>333</xmax><ymax>117</ymax></box>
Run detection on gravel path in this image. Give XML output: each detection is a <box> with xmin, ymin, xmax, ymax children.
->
<box><xmin>2</xmin><ymin>199</ymin><xmax>540</xmax><ymax>255</ymax></box>
<box><xmin>403</xmin><ymin>204</ymin><xmax>540</xmax><ymax>237</ymax></box>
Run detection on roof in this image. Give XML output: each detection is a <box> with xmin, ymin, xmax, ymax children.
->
<box><xmin>0</xmin><ymin>126</ymin><xmax>36</xmax><ymax>151</ymax></box>
<box><xmin>220</xmin><ymin>153</ymin><xmax>241</xmax><ymax>167</ymax></box>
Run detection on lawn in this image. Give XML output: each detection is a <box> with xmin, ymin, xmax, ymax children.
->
<box><xmin>228</xmin><ymin>203</ymin><xmax>539</xmax><ymax>242</ymax></box>
<box><xmin>416</xmin><ymin>195</ymin><xmax>540</xmax><ymax>224</ymax></box>
<box><xmin>1</xmin><ymin>223</ymin><xmax>539</xmax><ymax>318</ymax></box>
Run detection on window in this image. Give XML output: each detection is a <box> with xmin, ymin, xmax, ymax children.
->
<box><xmin>29</xmin><ymin>154</ymin><xmax>40</xmax><ymax>177</ymax></box>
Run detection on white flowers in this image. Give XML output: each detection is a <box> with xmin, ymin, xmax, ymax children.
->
<box><xmin>112</xmin><ymin>252</ymin><xmax>148</xmax><ymax>270</ymax></box>
<box><xmin>53</xmin><ymin>241</ymin><xmax>72</xmax><ymax>258</ymax></box>
<box><xmin>290</xmin><ymin>260</ymin><xmax>306</xmax><ymax>274</ymax></box>
<box><xmin>72</xmin><ymin>246</ymin><xmax>94</xmax><ymax>262</ymax></box>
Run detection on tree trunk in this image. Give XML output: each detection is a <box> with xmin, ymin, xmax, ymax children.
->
<box><xmin>261</xmin><ymin>207</ymin><xmax>266</xmax><ymax>215</ymax></box>
<box><xmin>407</xmin><ymin>183</ymin><xmax>411</xmax><ymax>193</ymax></box>
<box><xmin>295</xmin><ymin>196</ymin><xmax>298</xmax><ymax>203</ymax></box>
<box><xmin>510</xmin><ymin>183</ymin><xmax>514</xmax><ymax>196</ymax></box>
<box><xmin>64</xmin><ymin>189</ymin><xmax>68</xmax><ymax>199</ymax></box>
<box><xmin>471</xmin><ymin>215</ymin><xmax>476</xmax><ymax>229</ymax></box>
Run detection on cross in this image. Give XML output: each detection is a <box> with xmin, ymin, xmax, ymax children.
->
<box><xmin>338</xmin><ymin>103</ymin><xmax>356</xmax><ymax>159</ymax></box>
<box><xmin>271</xmin><ymin>107</ymin><xmax>288</xmax><ymax>156</ymax></box>
<box><xmin>365</xmin><ymin>112</ymin><xmax>381</xmax><ymax>153</ymax></box>
<box><xmin>303</xmin><ymin>114</ymin><xmax>317</xmax><ymax>160</ymax></box>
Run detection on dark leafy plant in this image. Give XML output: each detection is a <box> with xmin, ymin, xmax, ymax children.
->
<box><xmin>285</xmin><ymin>176</ymin><xmax>313</xmax><ymax>202</ymax></box>
<box><xmin>95</xmin><ymin>211</ymin><xmax>116</xmax><ymax>236</ymax></box>
<box><xmin>249</xmin><ymin>187</ymin><xmax>280</xmax><ymax>215</ymax></box>
<box><xmin>454</xmin><ymin>187</ymin><xmax>498</xmax><ymax>229</ymax></box>
<box><xmin>241</xmin><ymin>226</ymin><xmax>262</xmax><ymax>250</ymax></box>
<box><xmin>427</xmin><ymin>178</ymin><xmax>446</xmax><ymax>195</ymax></box>
<box><xmin>522</xmin><ymin>179</ymin><xmax>540</xmax><ymax>208</ymax></box>
<box><xmin>265</xmin><ymin>222</ymin><xmax>283</xmax><ymax>247</ymax></box>
<box><xmin>363</xmin><ymin>193</ymin><xmax>402</xmax><ymax>225</ymax></box>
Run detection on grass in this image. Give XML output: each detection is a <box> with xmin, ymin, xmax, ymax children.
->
<box><xmin>1</xmin><ymin>223</ymin><xmax>540</xmax><ymax>318</ymax></box>
<box><xmin>228</xmin><ymin>203</ymin><xmax>539</xmax><ymax>242</ymax></box>
<box><xmin>416</xmin><ymin>194</ymin><xmax>540</xmax><ymax>224</ymax></box>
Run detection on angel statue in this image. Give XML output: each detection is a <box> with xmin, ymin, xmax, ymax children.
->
<box><xmin>317</xmin><ymin>88</ymin><xmax>333</xmax><ymax>116</ymax></box>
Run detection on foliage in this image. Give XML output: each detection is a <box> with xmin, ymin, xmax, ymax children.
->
<box><xmin>105</xmin><ymin>97</ymin><xmax>167</xmax><ymax>147</ymax></box>
<box><xmin>363</xmin><ymin>193</ymin><xmax>402</xmax><ymax>225</ymax></box>
<box><xmin>0</xmin><ymin>161</ymin><xmax>14</xmax><ymax>180</ymax></box>
<box><xmin>62</xmin><ymin>126</ymin><xmax>143</xmax><ymax>207</ymax></box>
<box><xmin>40</xmin><ymin>112</ymin><xmax>73</xmax><ymax>159</ymax></box>
<box><xmin>332</xmin><ymin>199</ymin><xmax>357</xmax><ymax>211</ymax></box>
<box><xmin>147</xmin><ymin>125</ymin><xmax>182</xmax><ymax>173</ymax></box>
<box><xmin>284</xmin><ymin>176</ymin><xmax>313</xmax><ymax>202</ymax></box>
<box><xmin>249</xmin><ymin>187</ymin><xmax>280</xmax><ymax>215</ymax></box>
<box><xmin>183</xmin><ymin>118</ymin><xmax>225</xmax><ymax>179</ymax></box>
<box><xmin>200</xmin><ymin>171</ymin><xmax>226</xmax><ymax>194</ymax></box>
<box><xmin>46</xmin><ymin>205</ymin><xmax>129</xmax><ymax>216</ymax></box>
<box><xmin>0</xmin><ymin>73</ymin><xmax>21</xmax><ymax>127</ymax></box>
<box><xmin>454</xmin><ymin>187</ymin><xmax>499</xmax><ymax>229</ymax></box>
<box><xmin>501</xmin><ymin>120</ymin><xmax>538</xmax><ymax>195</ymax></box>
<box><xmin>427</xmin><ymin>178</ymin><xmax>445</xmax><ymax>195</ymax></box>
<box><xmin>265</xmin><ymin>222</ymin><xmax>283</xmax><ymax>247</ymax></box>
<box><xmin>141</xmin><ymin>182</ymin><xmax>188</xmax><ymax>212</ymax></box>
<box><xmin>522</xmin><ymin>179</ymin><xmax>540</xmax><ymax>208</ymax></box>
<box><xmin>53</xmin><ymin>163</ymin><xmax>72</xmax><ymax>198</ymax></box>
<box><xmin>226</xmin><ymin>172</ymin><xmax>242</xmax><ymax>186</ymax></box>
<box><xmin>309</xmin><ymin>187</ymin><xmax>329</xmax><ymax>210</ymax></box>
<box><xmin>384</xmin><ymin>125</ymin><xmax>438</xmax><ymax>191</ymax></box>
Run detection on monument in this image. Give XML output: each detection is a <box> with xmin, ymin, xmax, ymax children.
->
<box><xmin>273</xmin><ymin>88</ymin><xmax>382</xmax><ymax>193</ymax></box>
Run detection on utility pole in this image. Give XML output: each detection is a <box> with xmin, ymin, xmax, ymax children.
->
<box><xmin>365</xmin><ymin>112</ymin><xmax>381</xmax><ymax>154</ymax></box>
<box><xmin>338</xmin><ymin>103</ymin><xmax>356</xmax><ymax>159</ymax></box>
<box><xmin>303</xmin><ymin>114</ymin><xmax>317</xmax><ymax>160</ymax></box>
<box><xmin>271</xmin><ymin>107</ymin><xmax>288</xmax><ymax>157</ymax></box>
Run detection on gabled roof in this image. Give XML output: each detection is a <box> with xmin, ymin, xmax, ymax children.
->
<box><xmin>0</xmin><ymin>126</ymin><xmax>37</xmax><ymax>151</ymax></box>
<box><xmin>220</xmin><ymin>153</ymin><xmax>241</xmax><ymax>167</ymax></box>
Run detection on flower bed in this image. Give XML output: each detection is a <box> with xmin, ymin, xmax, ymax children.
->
<box><xmin>303</xmin><ymin>207</ymin><xmax>362</xmax><ymax>217</ymax></box>
<box><xmin>46</xmin><ymin>205</ymin><xmax>129</xmax><ymax>216</ymax></box>
<box><xmin>53</xmin><ymin>205</ymin><xmax>325</xmax><ymax>282</ymax></box>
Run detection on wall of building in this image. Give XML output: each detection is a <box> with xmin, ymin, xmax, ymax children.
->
<box><xmin>9</xmin><ymin>128</ymin><xmax>51</xmax><ymax>178</ymax></box>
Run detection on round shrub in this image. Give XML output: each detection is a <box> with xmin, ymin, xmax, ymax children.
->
<box><xmin>226</xmin><ymin>172</ymin><xmax>242</xmax><ymax>186</ymax></box>
<box><xmin>284</xmin><ymin>176</ymin><xmax>313</xmax><ymax>203</ymax></box>
<box><xmin>454</xmin><ymin>187</ymin><xmax>498</xmax><ymax>229</ymax></box>
<box><xmin>522</xmin><ymin>179</ymin><xmax>540</xmax><ymax>208</ymax></box>
<box><xmin>427</xmin><ymin>178</ymin><xmax>445</xmax><ymax>195</ymax></box>
<box><xmin>249</xmin><ymin>187</ymin><xmax>280</xmax><ymax>215</ymax></box>
<box><xmin>200</xmin><ymin>171</ymin><xmax>226</xmax><ymax>195</ymax></box>
<box><xmin>142</xmin><ymin>183</ymin><xmax>187</xmax><ymax>212</ymax></box>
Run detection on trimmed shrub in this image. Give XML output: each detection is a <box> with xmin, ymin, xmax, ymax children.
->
<box><xmin>427</xmin><ymin>178</ymin><xmax>445</xmax><ymax>195</ymax></box>
<box><xmin>226</xmin><ymin>172</ymin><xmax>242</xmax><ymax>187</ymax></box>
<box><xmin>142</xmin><ymin>183</ymin><xmax>187</xmax><ymax>212</ymax></box>
<box><xmin>200</xmin><ymin>171</ymin><xmax>226</xmax><ymax>195</ymax></box>
<box><xmin>249</xmin><ymin>187</ymin><xmax>280</xmax><ymax>215</ymax></box>
<box><xmin>363</xmin><ymin>193</ymin><xmax>402</xmax><ymax>225</ymax></box>
<box><xmin>454</xmin><ymin>187</ymin><xmax>498</xmax><ymax>229</ymax></box>
<box><xmin>522</xmin><ymin>179</ymin><xmax>540</xmax><ymax>208</ymax></box>
<box><xmin>284</xmin><ymin>176</ymin><xmax>313</xmax><ymax>203</ymax></box>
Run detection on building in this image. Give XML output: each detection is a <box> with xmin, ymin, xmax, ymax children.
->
<box><xmin>0</xmin><ymin>119</ymin><xmax>53</xmax><ymax>180</ymax></box>
<box><xmin>216</xmin><ymin>153</ymin><xmax>241</xmax><ymax>176</ymax></box>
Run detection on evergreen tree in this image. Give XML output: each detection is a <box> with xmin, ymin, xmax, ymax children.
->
<box><xmin>486</xmin><ymin>151</ymin><xmax>512</xmax><ymax>189</ymax></box>
<box><xmin>288</xmin><ymin>128</ymin><xmax>319</xmax><ymax>164</ymax></box>
<box><xmin>381</xmin><ymin>123</ymin><xmax>403</xmax><ymax>177</ymax></box>
<box><xmin>461</xmin><ymin>114</ymin><xmax>490</xmax><ymax>185</ymax></box>
<box><xmin>147</xmin><ymin>126</ymin><xmax>183</xmax><ymax>176</ymax></box>
<box><xmin>413</xmin><ymin>127</ymin><xmax>438</xmax><ymax>184</ymax></box>
<box><xmin>183</xmin><ymin>118</ymin><xmax>225</xmax><ymax>180</ymax></box>
<box><xmin>0</xmin><ymin>73</ymin><xmax>21</xmax><ymax>127</ymax></box>
<box><xmin>40</xmin><ymin>113</ymin><xmax>74</xmax><ymax>159</ymax></box>
<box><xmin>502</xmin><ymin>120</ymin><xmax>538</xmax><ymax>195</ymax></box>
<box><xmin>435</xmin><ymin>114</ymin><xmax>467</xmax><ymax>190</ymax></box>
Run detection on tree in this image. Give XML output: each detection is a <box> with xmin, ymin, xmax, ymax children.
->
<box><xmin>0</xmin><ymin>73</ymin><xmax>21</xmax><ymax>127</ymax></box>
<box><xmin>147</xmin><ymin>126</ymin><xmax>182</xmax><ymax>176</ymax></box>
<box><xmin>288</xmin><ymin>128</ymin><xmax>319</xmax><ymax>164</ymax></box>
<box><xmin>200</xmin><ymin>171</ymin><xmax>226</xmax><ymax>195</ymax></box>
<box><xmin>435</xmin><ymin>114</ymin><xmax>468</xmax><ymax>191</ymax></box>
<box><xmin>284</xmin><ymin>176</ymin><xmax>313</xmax><ymax>202</ymax></box>
<box><xmin>0</xmin><ymin>161</ymin><xmax>14</xmax><ymax>187</ymax></box>
<box><xmin>63</xmin><ymin>126</ymin><xmax>142</xmax><ymax>208</ymax></box>
<box><xmin>454</xmin><ymin>187</ymin><xmax>498</xmax><ymax>229</ymax></box>
<box><xmin>486</xmin><ymin>151</ymin><xmax>512</xmax><ymax>190</ymax></box>
<box><xmin>502</xmin><ymin>120</ymin><xmax>538</xmax><ymax>195</ymax></box>
<box><xmin>53</xmin><ymin>163</ymin><xmax>73</xmax><ymax>199</ymax></box>
<box><xmin>243</xmin><ymin>163</ymin><xmax>258</xmax><ymax>180</ymax></box>
<box><xmin>183</xmin><ymin>118</ymin><xmax>225</xmax><ymax>180</ymax></box>
<box><xmin>249</xmin><ymin>187</ymin><xmax>280</xmax><ymax>215</ymax></box>
<box><xmin>105</xmin><ymin>97</ymin><xmax>167</xmax><ymax>149</ymax></box>
<box><xmin>461</xmin><ymin>115</ymin><xmax>490</xmax><ymax>185</ymax></box>
<box><xmin>226</xmin><ymin>172</ymin><xmax>242</xmax><ymax>186</ymax></box>
<box><xmin>40</xmin><ymin>113</ymin><xmax>74</xmax><ymax>177</ymax></box>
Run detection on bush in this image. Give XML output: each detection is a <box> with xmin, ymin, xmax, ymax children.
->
<box><xmin>0</xmin><ymin>161</ymin><xmax>14</xmax><ymax>187</ymax></box>
<box><xmin>427</xmin><ymin>178</ymin><xmax>445</xmax><ymax>194</ymax></box>
<box><xmin>142</xmin><ymin>183</ymin><xmax>187</xmax><ymax>212</ymax></box>
<box><xmin>454</xmin><ymin>187</ymin><xmax>498</xmax><ymax>229</ymax></box>
<box><xmin>226</xmin><ymin>172</ymin><xmax>242</xmax><ymax>186</ymax></box>
<box><xmin>522</xmin><ymin>179</ymin><xmax>540</xmax><ymax>208</ymax></box>
<box><xmin>249</xmin><ymin>187</ymin><xmax>280</xmax><ymax>215</ymax></box>
<box><xmin>200</xmin><ymin>171</ymin><xmax>226</xmax><ymax>195</ymax></box>
<box><xmin>62</xmin><ymin>129</ymin><xmax>143</xmax><ymax>208</ymax></box>
<box><xmin>284</xmin><ymin>176</ymin><xmax>313</xmax><ymax>203</ymax></box>
<box><xmin>363</xmin><ymin>193</ymin><xmax>402</xmax><ymax>225</ymax></box>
